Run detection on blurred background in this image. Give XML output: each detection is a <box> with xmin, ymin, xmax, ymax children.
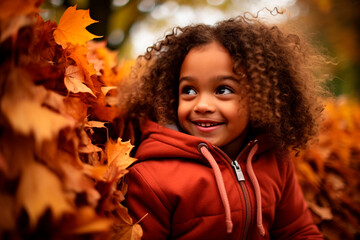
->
<box><xmin>39</xmin><ymin>0</ymin><xmax>360</xmax><ymax>99</ymax></box>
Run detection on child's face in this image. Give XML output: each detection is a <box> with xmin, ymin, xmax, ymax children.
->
<box><xmin>178</xmin><ymin>42</ymin><xmax>249</xmax><ymax>153</ymax></box>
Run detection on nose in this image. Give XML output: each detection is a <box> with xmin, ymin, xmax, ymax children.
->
<box><xmin>194</xmin><ymin>94</ymin><xmax>216</xmax><ymax>113</ymax></box>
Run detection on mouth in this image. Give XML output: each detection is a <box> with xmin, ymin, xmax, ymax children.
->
<box><xmin>192</xmin><ymin>121</ymin><xmax>224</xmax><ymax>128</ymax></box>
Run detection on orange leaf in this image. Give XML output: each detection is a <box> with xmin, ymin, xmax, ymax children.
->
<box><xmin>69</xmin><ymin>45</ymin><xmax>97</xmax><ymax>84</ymax></box>
<box><xmin>112</xmin><ymin>222</ymin><xmax>143</xmax><ymax>240</ymax></box>
<box><xmin>2</xmin><ymin>100</ymin><xmax>75</xmax><ymax>147</ymax></box>
<box><xmin>53</xmin><ymin>5</ymin><xmax>101</xmax><ymax>48</ymax></box>
<box><xmin>16</xmin><ymin>162</ymin><xmax>73</xmax><ymax>228</ymax></box>
<box><xmin>64</xmin><ymin>65</ymin><xmax>96</xmax><ymax>97</ymax></box>
<box><xmin>112</xmin><ymin>204</ymin><xmax>143</xmax><ymax>240</ymax></box>
<box><xmin>106</xmin><ymin>138</ymin><xmax>136</xmax><ymax>169</ymax></box>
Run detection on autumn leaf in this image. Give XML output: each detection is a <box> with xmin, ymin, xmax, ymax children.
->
<box><xmin>106</xmin><ymin>138</ymin><xmax>136</xmax><ymax>169</ymax></box>
<box><xmin>87</xmin><ymin>40</ymin><xmax>118</xmax><ymax>76</ymax></box>
<box><xmin>2</xmin><ymin>99</ymin><xmax>75</xmax><ymax>147</ymax></box>
<box><xmin>64</xmin><ymin>65</ymin><xmax>96</xmax><ymax>97</ymax></box>
<box><xmin>112</xmin><ymin>222</ymin><xmax>143</xmax><ymax>240</ymax></box>
<box><xmin>53</xmin><ymin>5</ymin><xmax>102</xmax><ymax>48</ymax></box>
<box><xmin>112</xmin><ymin>203</ymin><xmax>144</xmax><ymax>240</ymax></box>
<box><xmin>69</xmin><ymin>45</ymin><xmax>97</xmax><ymax>87</ymax></box>
<box><xmin>16</xmin><ymin>161</ymin><xmax>74</xmax><ymax>228</ymax></box>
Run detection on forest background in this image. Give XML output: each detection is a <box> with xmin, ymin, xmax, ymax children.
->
<box><xmin>0</xmin><ymin>0</ymin><xmax>359</xmax><ymax>239</ymax></box>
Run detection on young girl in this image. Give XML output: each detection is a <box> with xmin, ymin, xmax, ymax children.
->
<box><xmin>119</xmin><ymin>13</ymin><xmax>327</xmax><ymax>240</ymax></box>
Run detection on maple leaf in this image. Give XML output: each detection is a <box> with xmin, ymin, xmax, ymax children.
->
<box><xmin>106</xmin><ymin>138</ymin><xmax>136</xmax><ymax>169</ymax></box>
<box><xmin>16</xmin><ymin>161</ymin><xmax>74</xmax><ymax>228</ymax></box>
<box><xmin>53</xmin><ymin>5</ymin><xmax>102</xmax><ymax>49</ymax></box>
<box><xmin>64</xmin><ymin>65</ymin><xmax>96</xmax><ymax>97</ymax></box>
<box><xmin>69</xmin><ymin>45</ymin><xmax>97</xmax><ymax>87</ymax></box>
<box><xmin>112</xmin><ymin>203</ymin><xmax>144</xmax><ymax>240</ymax></box>
<box><xmin>112</xmin><ymin>222</ymin><xmax>143</xmax><ymax>240</ymax></box>
<box><xmin>2</xmin><ymin>99</ymin><xmax>75</xmax><ymax>148</ymax></box>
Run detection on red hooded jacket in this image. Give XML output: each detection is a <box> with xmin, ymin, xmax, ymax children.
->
<box><xmin>124</xmin><ymin>119</ymin><xmax>323</xmax><ymax>239</ymax></box>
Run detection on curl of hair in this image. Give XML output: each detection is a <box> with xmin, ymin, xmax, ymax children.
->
<box><xmin>118</xmin><ymin>13</ymin><xmax>331</xmax><ymax>151</ymax></box>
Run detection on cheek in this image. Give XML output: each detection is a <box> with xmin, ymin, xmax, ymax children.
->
<box><xmin>177</xmin><ymin>103</ymin><xmax>186</xmax><ymax>124</ymax></box>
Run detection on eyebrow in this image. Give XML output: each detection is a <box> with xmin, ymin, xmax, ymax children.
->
<box><xmin>179</xmin><ymin>75</ymin><xmax>241</xmax><ymax>83</ymax></box>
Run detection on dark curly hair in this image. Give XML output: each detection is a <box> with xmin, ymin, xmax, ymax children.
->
<box><xmin>118</xmin><ymin>14</ymin><xmax>330</xmax><ymax>151</ymax></box>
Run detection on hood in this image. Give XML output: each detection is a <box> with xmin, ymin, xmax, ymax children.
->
<box><xmin>135</xmin><ymin>119</ymin><xmax>208</xmax><ymax>164</ymax></box>
<box><xmin>135</xmin><ymin>119</ymin><xmax>275</xmax><ymax>164</ymax></box>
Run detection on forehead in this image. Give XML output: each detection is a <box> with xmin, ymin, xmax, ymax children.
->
<box><xmin>180</xmin><ymin>42</ymin><xmax>235</xmax><ymax>76</ymax></box>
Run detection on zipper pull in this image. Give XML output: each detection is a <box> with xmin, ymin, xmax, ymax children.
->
<box><xmin>231</xmin><ymin>160</ymin><xmax>245</xmax><ymax>182</ymax></box>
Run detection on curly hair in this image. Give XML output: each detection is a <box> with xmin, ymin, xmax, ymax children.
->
<box><xmin>118</xmin><ymin>14</ymin><xmax>330</xmax><ymax>151</ymax></box>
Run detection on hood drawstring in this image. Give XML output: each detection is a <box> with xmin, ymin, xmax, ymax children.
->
<box><xmin>198</xmin><ymin>144</ymin><xmax>233</xmax><ymax>234</ymax></box>
<box><xmin>246</xmin><ymin>143</ymin><xmax>265</xmax><ymax>236</ymax></box>
<box><xmin>199</xmin><ymin>142</ymin><xmax>265</xmax><ymax>237</ymax></box>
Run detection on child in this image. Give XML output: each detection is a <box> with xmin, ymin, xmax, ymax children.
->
<box><xmin>119</xmin><ymin>13</ymin><xmax>327</xmax><ymax>240</ymax></box>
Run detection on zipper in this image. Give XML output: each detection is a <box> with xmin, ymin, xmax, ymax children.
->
<box><xmin>231</xmin><ymin>160</ymin><xmax>245</xmax><ymax>181</ymax></box>
<box><xmin>231</xmin><ymin>160</ymin><xmax>252</xmax><ymax>240</ymax></box>
<box><xmin>213</xmin><ymin>144</ymin><xmax>256</xmax><ymax>240</ymax></box>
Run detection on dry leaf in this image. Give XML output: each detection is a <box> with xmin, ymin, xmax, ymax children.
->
<box><xmin>64</xmin><ymin>65</ymin><xmax>96</xmax><ymax>97</ymax></box>
<box><xmin>106</xmin><ymin>138</ymin><xmax>136</xmax><ymax>169</ymax></box>
<box><xmin>112</xmin><ymin>223</ymin><xmax>143</xmax><ymax>240</ymax></box>
<box><xmin>2</xmin><ymin>100</ymin><xmax>74</xmax><ymax>147</ymax></box>
<box><xmin>53</xmin><ymin>5</ymin><xmax>101</xmax><ymax>48</ymax></box>
<box><xmin>16</xmin><ymin>162</ymin><xmax>73</xmax><ymax>228</ymax></box>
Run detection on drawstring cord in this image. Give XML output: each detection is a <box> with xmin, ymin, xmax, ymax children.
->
<box><xmin>199</xmin><ymin>142</ymin><xmax>265</xmax><ymax>237</ymax></box>
<box><xmin>246</xmin><ymin>143</ymin><xmax>265</xmax><ymax>236</ymax></box>
<box><xmin>199</xmin><ymin>145</ymin><xmax>233</xmax><ymax>234</ymax></box>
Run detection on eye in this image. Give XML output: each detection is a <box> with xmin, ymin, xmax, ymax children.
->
<box><xmin>181</xmin><ymin>86</ymin><xmax>197</xmax><ymax>95</ymax></box>
<box><xmin>216</xmin><ymin>86</ymin><xmax>233</xmax><ymax>95</ymax></box>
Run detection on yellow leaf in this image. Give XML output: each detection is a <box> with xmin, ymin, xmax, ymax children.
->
<box><xmin>106</xmin><ymin>138</ymin><xmax>136</xmax><ymax>169</ymax></box>
<box><xmin>112</xmin><ymin>223</ymin><xmax>143</xmax><ymax>240</ymax></box>
<box><xmin>53</xmin><ymin>5</ymin><xmax>102</xmax><ymax>48</ymax></box>
<box><xmin>112</xmin><ymin>204</ymin><xmax>144</xmax><ymax>240</ymax></box>
<box><xmin>69</xmin><ymin>45</ymin><xmax>97</xmax><ymax>83</ymax></box>
<box><xmin>2</xmin><ymin>100</ymin><xmax>74</xmax><ymax>147</ymax></box>
<box><xmin>16</xmin><ymin>162</ymin><xmax>73</xmax><ymax>228</ymax></box>
<box><xmin>64</xmin><ymin>65</ymin><xmax>96</xmax><ymax>97</ymax></box>
<box><xmin>83</xmin><ymin>164</ymin><xmax>108</xmax><ymax>181</ymax></box>
<box><xmin>87</xmin><ymin>40</ymin><xmax>118</xmax><ymax>76</ymax></box>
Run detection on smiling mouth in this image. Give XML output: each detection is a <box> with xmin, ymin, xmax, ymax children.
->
<box><xmin>193</xmin><ymin>122</ymin><xmax>224</xmax><ymax>127</ymax></box>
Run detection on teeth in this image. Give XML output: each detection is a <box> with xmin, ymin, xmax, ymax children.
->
<box><xmin>196</xmin><ymin>122</ymin><xmax>219</xmax><ymax>127</ymax></box>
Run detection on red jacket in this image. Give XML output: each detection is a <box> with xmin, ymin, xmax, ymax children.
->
<box><xmin>125</xmin><ymin>119</ymin><xmax>323</xmax><ymax>239</ymax></box>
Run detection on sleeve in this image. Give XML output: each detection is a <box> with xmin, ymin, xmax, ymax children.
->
<box><xmin>123</xmin><ymin>165</ymin><xmax>171</xmax><ymax>240</ymax></box>
<box><xmin>270</xmin><ymin>160</ymin><xmax>324</xmax><ymax>240</ymax></box>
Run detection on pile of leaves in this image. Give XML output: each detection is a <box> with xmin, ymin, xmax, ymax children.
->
<box><xmin>0</xmin><ymin>1</ymin><xmax>141</xmax><ymax>239</ymax></box>
<box><xmin>293</xmin><ymin>97</ymin><xmax>360</xmax><ymax>240</ymax></box>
